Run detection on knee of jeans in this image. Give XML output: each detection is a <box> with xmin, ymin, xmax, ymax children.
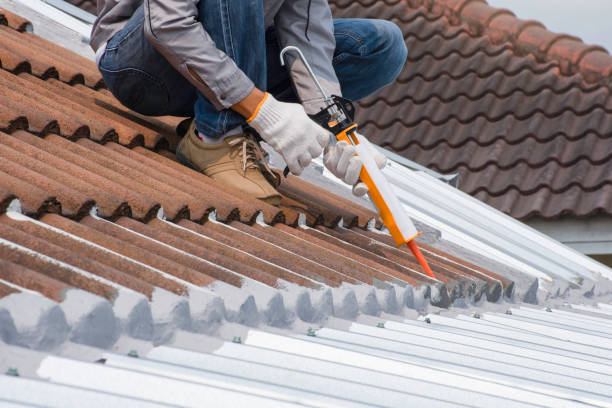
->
<box><xmin>375</xmin><ymin>20</ymin><xmax>407</xmax><ymax>83</ymax></box>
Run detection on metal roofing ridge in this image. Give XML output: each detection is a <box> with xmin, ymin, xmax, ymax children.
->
<box><xmin>238</xmin><ymin>329</ymin><xmax>591</xmax><ymax>408</ymax></box>
<box><xmin>383</xmin><ymin>163</ymin><xmax>611</xmax><ymax>281</ymax></box>
<box><xmin>39</xmin><ymin>0</ymin><xmax>96</xmax><ymax>24</ymax></box>
<box><xmin>11</xmin><ymin>0</ymin><xmax>92</xmax><ymax>39</ymax></box>
<box><xmin>412</xmin><ymin>169</ymin><xmax>612</xmax><ymax>278</ymax></box>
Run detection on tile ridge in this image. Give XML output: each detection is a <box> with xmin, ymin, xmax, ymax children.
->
<box><xmin>405</xmin><ymin>0</ymin><xmax>612</xmax><ymax>88</ymax></box>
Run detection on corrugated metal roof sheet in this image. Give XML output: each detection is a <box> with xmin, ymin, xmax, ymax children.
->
<box><xmin>3</xmin><ymin>306</ymin><xmax>612</xmax><ymax>407</ymax></box>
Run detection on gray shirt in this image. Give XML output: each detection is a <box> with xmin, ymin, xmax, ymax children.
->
<box><xmin>91</xmin><ymin>0</ymin><xmax>341</xmax><ymax>114</ymax></box>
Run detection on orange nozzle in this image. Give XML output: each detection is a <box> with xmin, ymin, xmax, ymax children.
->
<box><xmin>407</xmin><ymin>240</ymin><xmax>436</xmax><ymax>279</ymax></box>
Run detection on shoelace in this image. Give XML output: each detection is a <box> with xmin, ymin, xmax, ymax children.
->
<box><xmin>227</xmin><ymin>135</ymin><xmax>281</xmax><ymax>187</ymax></box>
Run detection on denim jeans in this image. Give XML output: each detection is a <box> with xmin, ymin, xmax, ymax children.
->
<box><xmin>99</xmin><ymin>2</ymin><xmax>407</xmax><ymax>139</ymax></box>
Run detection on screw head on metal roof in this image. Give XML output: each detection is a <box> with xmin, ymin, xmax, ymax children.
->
<box><xmin>472</xmin><ymin>312</ymin><xmax>481</xmax><ymax>319</ymax></box>
<box><xmin>424</xmin><ymin>317</ymin><xmax>431</xmax><ymax>324</ymax></box>
<box><xmin>377</xmin><ymin>322</ymin><xmax>385</xmax><ymax>328</ymax></box>
<box><xmin>127</xmin><ymin>350</ymin><xmax>139</xmax><ymax>358</ymax></box>
<box><xmin>232</xmin><ymin>336</ymin><xmax>242</xmax><ymax>344</ymax></box>
<box><xmin>505</xmin><ymin>309</ymin><xmax>513</xmax><ymax>315</ymax></box>
<box><xmin>545</xmin><ymin>307</ymin><xmax>552</xmax><ymax>312</ymax></box>
<box><xmin>6</xmin><ymin>368</ymin><xmax>19</xmax><ymax>377</ymax></box>
<box><xmin>307</xmin><ymin>328</ymin><xmax>317</xmax><ymax>337</ymax></box>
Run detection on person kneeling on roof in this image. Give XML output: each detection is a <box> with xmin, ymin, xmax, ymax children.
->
<box><xmin>90</xmin><ymin>0</ymin><xmax>407</xmax><ymax>206</ymax></box>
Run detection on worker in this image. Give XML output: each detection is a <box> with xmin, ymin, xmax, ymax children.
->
<box><xmin>91</xmin><ymin>0</ymin><xmax>407</xmax><ymax>206</ymax></box>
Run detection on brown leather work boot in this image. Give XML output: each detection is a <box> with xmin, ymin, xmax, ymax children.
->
<box><xmin>176</xmin><ymin>120</ymin><xmax>282</xmax><ymax>206</ymax></box>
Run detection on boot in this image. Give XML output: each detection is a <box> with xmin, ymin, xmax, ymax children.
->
<box><xmin>176</xmin><ymin>120</ymin><xmax>282</xmax><ymax>206</ymax></box>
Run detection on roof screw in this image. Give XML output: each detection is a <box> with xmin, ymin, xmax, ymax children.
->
<box><xmin>545</xmin><ymin>307</ymin><xmax>552</xmax><ymax>312</ymax></box>
<box><xmin>232</xmin><ymin>336</ymin><xmax>242</xmax><ymax>344</ymax></box>
<box><xmin>376</xmin><ymin>322</ymin><xmax>385</xmax><ymax>328</ymax></box>
<box><xmin>505</xmin><ymin>309</ymin><xmax>512</xmax><ymax>315</ymax></box>
<box><xmin>424</xmin><ymin>317</ymin><xmax>431</xmax><ymax>324</ymax></box>
<box><xmin>6</xmin><ymin>368</ymin><xmax>19</xmax><ymax>377</ymax></box>
<box><xmin>127</xmin><ymin>350</ymin><xmax>139</xmax><ymax>358</ymax></box>
<box><xmin>307</xmin><ymin>328</ymin><xmax>317</xmax><ymax>337</ymax></box>
<box><xmin>472</xmin><ymin>312</ymin><xmax>481</xmax><ymax>319</ymax></box>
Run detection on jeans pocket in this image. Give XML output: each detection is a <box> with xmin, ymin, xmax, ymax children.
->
<box><xmin>99</xmin><ymin>67</ymin><xmax>169</xmax><ymax>116</ymax></box>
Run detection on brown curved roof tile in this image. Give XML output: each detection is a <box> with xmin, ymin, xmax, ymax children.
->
<box><xmin>115</xmin><ymin>217</ymin><xmax>250</xmax><ymax>288</ymax></box>
<box><xmin>0</xmin><ymin>42</ymin><xmax>36</xmax><ymax>75</ymax></box>
<box><xmin>0</xmin><ymin>32</ymin><xmax>58</xmax><ymax>79</ymax></box>
<box><xmin>3</xmin><ymin>131</ymin><xmax>130</xmax><ymax>220</ymax></box>
<box><xmin>180</xmin><ymin>219</ymin><xmax>350</xmax><ymax>287</ymax></box>
<box><xmin>0</xmin><ymin>214</ymin><xmax>186</xmax><ymax>297</ymax></box>
<box><xmin>0</xmin><ymin>136</ymin><xmax>118</xmax><ymax>215</ymax></box>
<box><xmin>0</xmin><ymin>74</ymin><xmax>87</xmax><ymax>139</ymax></box>
<box><xmin>274</xmin><ymin>223</ymin><xmax>434</xmax><ymax>286</ymax></box>
<box><xmin>0</xmin><ymin>231</ymin><xmax>117</xmax><ymax>301</ymax></box>
<box><xmin>21</xmin><ymin>32</ymin><xmax>104</xmax><ymax>88</ymax></box>
<box><xmin>44</xmin><ymin>136</ymin><xmax>187</xmax><ymax>221</ymax></box>
<box><xmin>474</xmin><ymin>184</ymin><xmax>612</xmax><ymax>219</ymax></box>
<box><xmin>330</xmin><ymin>0</ymin><xmax>612</xmax><ymax>219</ymax></box>
<box><xmin>0</xmin><ymin>186</ymin><xmax>16</xmax><ymax>213</ymax></box>
<box><xmin>147</xmin><ymin>218</ymin><xmax>319</xmax><ymax>288</ymax></box>
<box><xmin>6</xmin><ymin>72</ymin><xmax>116</xmax><ymax>143</ymax></box>
<box><xmin>0</xmin><ymin>219</ymin><xmax>154</xmax><ymax>298</ymax></box>
<box><xmin>0</xmin><ymin>8</ymin><xmax>32</xmax><ymax>32</ymax></box>
<box><xmin>234</xmin><ymin>221</ymin><xmax>385</xmax><ymax>285</ymax></box>
<box><xmin>0</xmin><ymin>145</ymin><xmax>94</xmax><ymax>218</ymax></box>
<box><xmin>134</xmin><ymin>147</ymin><xmax>281</xmax><ymax>224</ymax></box>
<box><xmin>0</xmin><ymin>26</ymin><xmax>86</xmax><ymax>85</ymax></box>
<box><xmin>77</xmin><ymin>139</ymin><xmax>205</xmax><ymax>222</ymax></box>
<box><xmin>42</xmin><ymin>214</ymin><xmax>215</xmax><ymax>287</ymax></box>
<box><xmin>0</xmin><ymin>96</ymin><xmax>59</xmax><ymax>135</ymax></box>
<box><xmin>80</xmin><ymin>215</ymin><xmax>227</xmax><ymax>287</ymax></box>
<box><xmin>0</xmin><ymin>258</ymin><xmax>70</xmax><ymax>302</ymax></box>
<box><xmin>36</xmin><ymin>134</ymin><xmax>161</xmax><ymax>222</ymax></box>
<box><xmin>68</xmin><ymin>83</ymin><xmax>169</xmax><ymax>148</ymax></box>
<box><xmin>0</xmin><ymin>170</ymin><xmax>60</xmax><ymax>216</ymax></box>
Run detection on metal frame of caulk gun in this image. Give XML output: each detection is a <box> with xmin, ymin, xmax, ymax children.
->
<box><xmin>278</xmin><ymin>46</ymin><xmax>437</xmax><ymax>280</ymax></box>
<box><xmin>280</xmin><ymin>46</ymin><xmax>340</xmax><ymax>177</ymax></box>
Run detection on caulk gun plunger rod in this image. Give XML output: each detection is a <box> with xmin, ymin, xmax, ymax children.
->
<box><xmin>280</xmin><ymin>46</ymin><xmax>335</xmax><ymax>109</ymax></box>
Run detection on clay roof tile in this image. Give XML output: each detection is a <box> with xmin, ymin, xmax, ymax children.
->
<box><xmin>0</xmin><ymin>8</ymin><xmax>32</xmax><ymax>32</ymax></box>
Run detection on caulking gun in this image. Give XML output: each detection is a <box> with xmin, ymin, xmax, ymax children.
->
<box><xmin>279</xmin><ymin>46</ymin><xmax>436</xmax><ymax>279</ymax></box>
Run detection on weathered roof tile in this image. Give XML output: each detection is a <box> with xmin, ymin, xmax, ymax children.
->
<box><xmin>330</xmin><ymin>0</ymin><xmax>612</xmax><ymax>220</ymax></box>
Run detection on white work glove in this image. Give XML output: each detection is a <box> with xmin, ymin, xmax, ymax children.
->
<box><xmin>247</xmin><ymin>93</ymin><xmax>330</xmax><ymax>175</ymax></box>
<box><xmin>323</xmin><ymin>132</ymin><xmax>387</xmax><ymax>197</ymax></box>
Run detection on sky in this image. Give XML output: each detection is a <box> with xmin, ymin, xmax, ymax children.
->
<box><xmin>487</xmin><ymin>0</ymin><xmax>612</xmax><ymax>52</ymax></box>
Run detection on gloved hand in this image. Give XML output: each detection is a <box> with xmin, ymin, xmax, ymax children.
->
<box><xmin>323</xmin><ymin>132</ymin><xmax>387</xmax><ymax>197</ymax></box>
<box><xmin>247</xmin><ymin>93</ymin><xmax>330</xmax><ymax>175</ymax></box>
